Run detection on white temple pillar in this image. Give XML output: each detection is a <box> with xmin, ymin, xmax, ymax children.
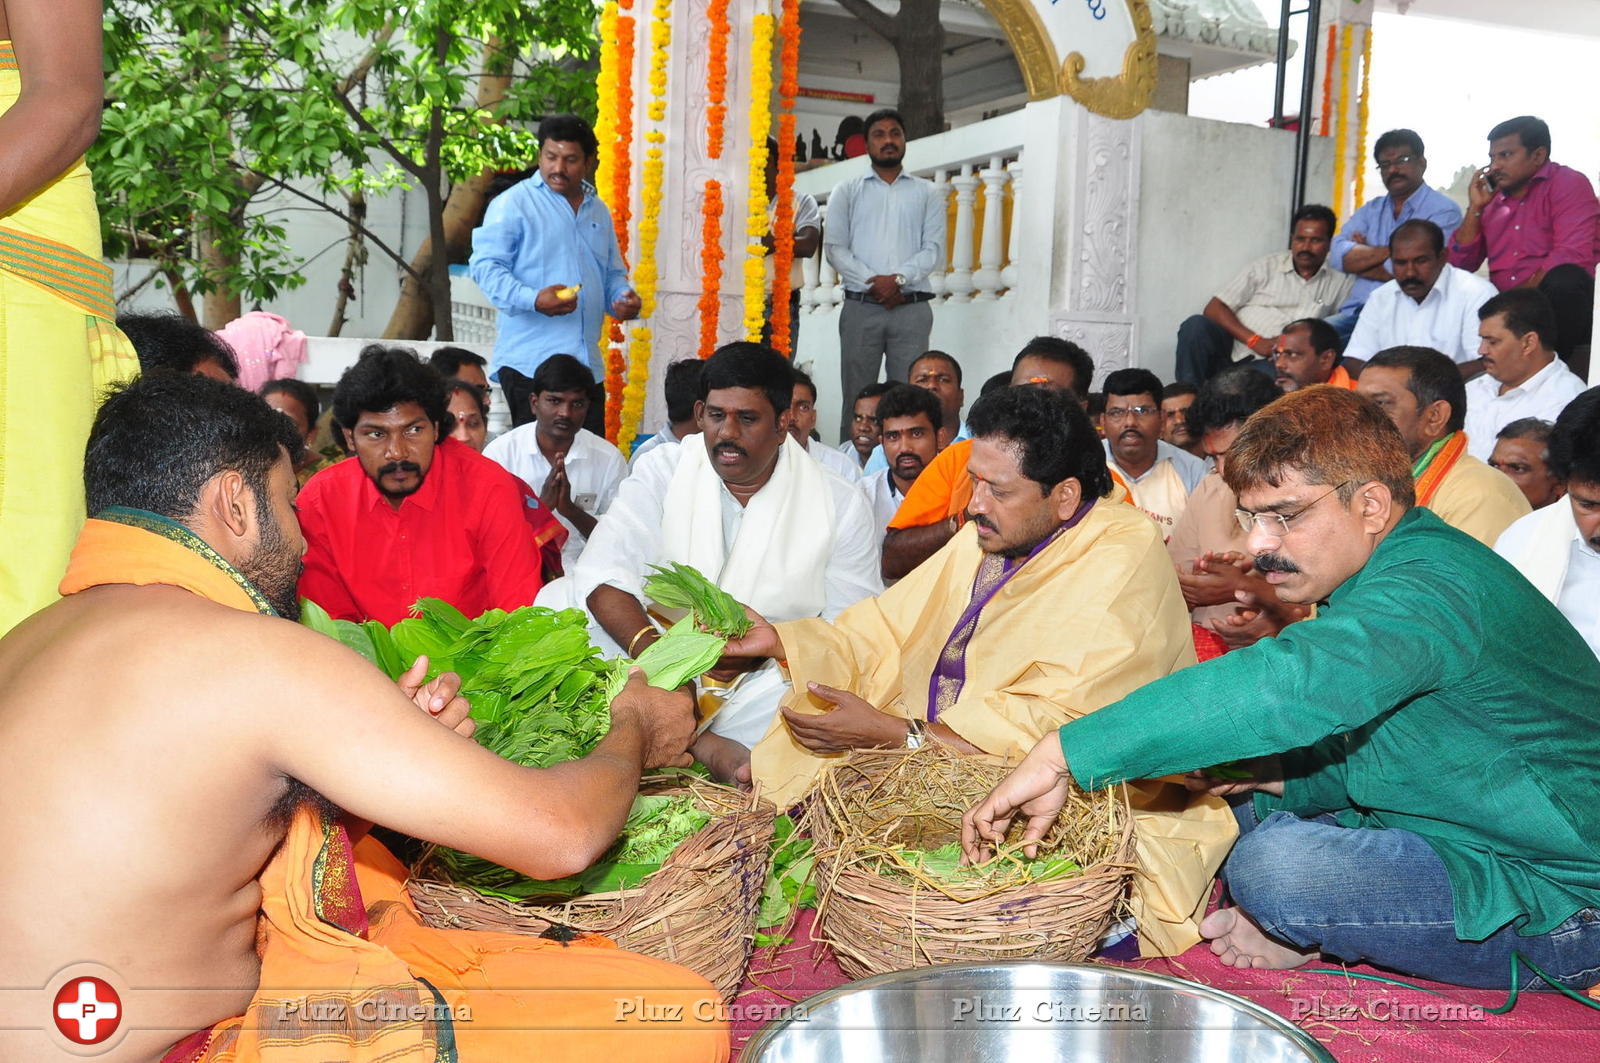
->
<box><xmin>973</xmin><ymin>155</ymin><xmax>1007</xmax><ymax>301</ymax></box>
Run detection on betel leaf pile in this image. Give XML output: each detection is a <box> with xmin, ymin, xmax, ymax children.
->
<box><xmin>643</xmin><ymin>562</ymin><xmax>753</xmax><ymax>638</ymax></box>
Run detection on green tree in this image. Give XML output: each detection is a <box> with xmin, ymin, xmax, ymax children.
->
<box><xmin>97</xmin><ymin>0</ymin><xmax>599</xmax><ymax>337</ymax></box>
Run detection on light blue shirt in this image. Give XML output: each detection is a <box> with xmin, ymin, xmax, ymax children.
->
<box><xmin>823</xmin><ymin>170</ymin><xmax>946</xmax><ymax>293</ymax></box>
<box><xmin>863</xmin><ymin>419</ymin><xmax>968</xmax><ymax>475</ymax></box>
<box><xmin>1330</xmin><ymin>183</ymin><xmax>1462</xmax><ymax>313</ymax></box>
<box><xmin>468</xmin><ymin>172</ymin><xmax>632</xmax><ymax>380</ymax></box>
<box><xmin>1102</xmin><ymin>439</ymin><xmax>1209</xmax><ymax>495</ymax></box>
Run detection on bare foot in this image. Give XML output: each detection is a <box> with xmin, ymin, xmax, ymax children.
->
<box><xmin>690</xmin><ymin>731</ymin><xmax>752</xmax><ymax>788</ymax></box>
<box><xmin>1199</xmin><ymin>908</ymin><xmax>1316</xmax><ymax>970</ymax></box>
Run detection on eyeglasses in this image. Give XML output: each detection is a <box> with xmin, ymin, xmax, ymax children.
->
<box><xmin>1376</xmin><ymin>155</ymin><xmax>1418</xmax><ymax>172</ymax></box>
<box><xmin>1234</xmin><ymin>481</ymin><xmax>1354</xmax><ymax>537</ymax></box>
<box><xmin>1103</xmin><ymin>405</ymin><xmax>1159</xmax><ymax>422</ymax></box>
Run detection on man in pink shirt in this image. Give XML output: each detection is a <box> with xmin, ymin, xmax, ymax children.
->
<box><xmin>1448</xmin><ymin>115</ymin><xmax>1599</xmax><ymax>371</ymax></box>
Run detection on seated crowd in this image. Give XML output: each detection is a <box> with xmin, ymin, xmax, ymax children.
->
<box><xmin>4</xmin><ymin>110</ymin><xmax>1600</xmax><ymax>1062</ymax></box>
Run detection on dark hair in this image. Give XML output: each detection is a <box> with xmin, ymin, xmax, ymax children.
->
<box><xmin>1547</xmin><ymin>388</ymin><xmax>1600</xmax><ymax>484</ymax></box>
<box><xmin>443</xmin><ymin>377</ymin><xmax>489</xmax><ymax>419</ymax></box>
<box><xmin>1488</xmin><ymin>115</ymin><xmax>1550</xmax><ymax>155</ymax></box>
<box><xmin>331</xmin><ymin>344</ymin><xmax>448</xmax><ymax>432</ymax></box>
<box><xmin>85</xmin><ymin>372</ymin><xmax>302</xmax><ymax>521</ymax></box>
<box><xmin>1373</xmin><ymin>128</ymin><xmax>1425</xmax><ymax>161</ymax></box>
<box><xmin>1497</xmin><ymin>417</ymin><xmax>1555</xmax><ymax>445</ymax></box>
<box><xmin>537</xmin><ymin>113</ymin><xmax>599</xmax><ymax>156</ymax></box>
<box><xmin>429</xmin><ymin>346</ymin><xmax>487</xmax><ymax>378</ymax></box>
<box><xmin>911</xmin><ymin>350</ymin><xmax>963</xmax><ymax>385</ymax></box>
<box><xmin>531</xmin><ymin>352</ymin><xmax>596</xmax><ymax>395</ymax></box>
<box><xmin>664</xmin><ymin>359</ymin><xmax>706</xmax><ymax>423</ymax></box>
<box><xmin>1186</xmin><ymin>364</ymin><xmax>1281</xmax><ymax>439</ymax></box>
<box><xmin>1389</xmin><ymin>218</ymin><xmax>1445</xmax><ymax>255</ymax></box>
<box><xmin>259</xmin><ymin>377</ymin><xmax>320</xmax><ymax>429</ymax></box>
<box><xmin>1101</xmin><ymin>367</ymin><xmax>1163</xmax><ymax>403</ymax></box>
<box><xmin>1282</xmin><ymin>317</ymin><xmax>1341</xmax><ymax>356</ymax></box>
<box><xmin>1365</xmin><ymin>345</ymin><xmax>1467</xmax><ymax>433</ymax></box>
<box><xmin>118</xmin><ymin>312</ymin><xmax>240</xmax><ymax>380</ymax></box>
<box><xmin>854</xmin><ymin>380</ymin><xmax>896</xmax><ymax>404</ymax></box>
<box><xmin>1013</xmin><ymin>336</ymin><xmax>1095</xmax><ymax>400</ymax></box>
<box><xmin>1479</xmin><ymin>288</ymin><xmax>1557</xmax><ymax>349</ymax></box>
<box><xmin>967</xmin><ymin>386</ymin><xmax>1113</xmax><ymax>498</ymax></box>
<box><xmin>863</xmin><ymin>108</ymin><xmax>906</xmax><ymax>137</ymax></box>
<box><xmin>1162</xmin><ymin>382</ymin><xmax>1198</xmax><ymax>401</ymax></box>
<box><xmin>874</xmin><ymin>382</ymin><xmax>943</xmax><ymax>433</ymax></box>
<box><xmin>791</xmin><ymin>365</ymin><xmax>817</xmax><ymax>403</ymax></box>
<box><xmin>699</xmin><ymin>342</ymin><xmax>793</xmax><ymax>417</ymax></box>
<box><xmin>1291</xmin><ymin>203</ymin><xmax>1337</xmax><ymax>237</ymax></box>
<box><xmin>980</xmin><ymin>370</ymin><xmax>1011</xmax><ymax>397</ymax></box>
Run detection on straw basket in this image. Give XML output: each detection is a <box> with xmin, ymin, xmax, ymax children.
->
<box><xmin>407</xmin><ymin>778</ymin><xmax>775</xmax><ymax>998</ymax></box>
<box><xmin>810</xmin><ymin>745</ymin><xmax>1135</xmax><ymax>979</ymax></box>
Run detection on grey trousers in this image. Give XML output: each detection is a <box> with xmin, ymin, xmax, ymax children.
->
<box><xmin>837</xmin><ymin>298</ymin><xmax>934</xmax><ymax>437</ymax></box>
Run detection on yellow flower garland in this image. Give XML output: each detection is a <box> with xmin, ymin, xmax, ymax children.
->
<box><xmin>621</xmin><ymin>0</ymin><xmax>672</xmax><ymax>453</ymax></box>
<box><xmin>743</xmin><ymin>13</ymin><xmax>775</xmax><ymax>341</ymax></box>
<box><xmin>1353</xmin><ymin>25</ymin><xmax>1372</xmax><ymax>208</ymax></box>
<box><xmin>595</xmin><ymin>3</ymin><xmax>624</xmax><ymax>439</ymax></box>
<box><xmin>1332</xmin><ymin>23</ymin><xmax>1352</xmax><ymax>218</ymax></box>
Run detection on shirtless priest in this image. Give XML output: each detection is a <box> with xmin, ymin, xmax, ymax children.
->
<box><xmin>726</xmin><ymin>385</ymin><xmax>1237</xmax><ymax>956</ymax></box>
<box><xmin>0</xmin><ymin>374</ymin><xmax>726</xmax><ymax>1061</ymax></box>
<box><xmin>571</xmin><ymin>342</ymin><xmax>882</xmax><ymax>782</ymax></box>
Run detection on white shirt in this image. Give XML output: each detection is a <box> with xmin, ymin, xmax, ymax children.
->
<box><xmin>1464</xmin><ymin>358</ymin><xmax>1588</xmax><ymax>460</ymax></box>
<box><xmin>1496</xmin><ymin>502</ymin><xmax>1600</xmax><ymax>661</ymax></box>
<box><xmin>806</xmin><ymin>437</ymin><xmax>864</xmax><ymax>484</ymax></box>
<box><xmin>483</xmin><ymin>424</ymin><xmax>629</xmax><ymax>569</ymax></box>
<box><xmin>1343</xmin><ymin>264</ymin><xmax>1498</xmax><ymax>365</ymax></box>
<box><xmin>628</xmin><ymin>428</ymin><xmax>683</xmax><ymax>470</ymax></box>
<box><xmin>864</xmin><ymin>468</ymin><xmax>907</xmax><ymax>539</ymax></box>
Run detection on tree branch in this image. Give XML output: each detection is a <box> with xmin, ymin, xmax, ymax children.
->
<box><xmin>248</xmin><ymin>172</ymin><xmax>421</xmax><ymax>281</ymax></box>
<box><xmin>834</xmin><ymin>0</ymin><xmax>897</xmax><ymax>42</ymax></box>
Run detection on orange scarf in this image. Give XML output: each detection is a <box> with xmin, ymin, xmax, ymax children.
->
<box><xmin>58</xmin><ymin>508</ymin><xmax>275</xmax><ymax>615</ymax></box>
<box><xmin>1413</xmin><ymin>432</ymin><xmax>1468</xmax><ymax>508</ymax></box>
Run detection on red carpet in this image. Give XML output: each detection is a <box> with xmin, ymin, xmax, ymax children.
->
<box><xmin>728</xmin><ymin>910</ymin><xmax>1600</xmax><ymax>1061</ymax></box>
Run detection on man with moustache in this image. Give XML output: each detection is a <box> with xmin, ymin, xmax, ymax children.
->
<box><xmin>1357</xmin><ymin>345</ymin><xmax>1529</xmax><ymax>545</ymax></box>
<box><xmin>1464</xmin><ymin>289</ymin><xmax>1587</xmax><ymax>461</ymax></box>
<box><xmin>1271</xmin><ymin>318</ymin><xmax>1357</xmax><ymax>393</ymax></box>
<box><xmin>0</xmin><ymin>372</ymin><xmax>726</xmax><ymax>1061</ymax></box>
<box><xmin>785</xmin><ymin>365</ymin><xmax>865</xmax><ymax>483</ymax></box>
<box><xmin>824</xmin><ymin>108</ymin><xmax>947</xmax><ymax>437</ymax></box>
<box><xmin>1160</xmin><ymin>382</ymin><xmax>1205</xmax><ymax>459</ymax></box>
<box><xmin>1490</xmin><ymin>418</ymin><xmax>1565</xmax><ymax>511</ymax></box>
<box><xmin>485</xmin><ymin>353</ymin><xmax>629</xmax><ymax>572</ymax></box>
<box><xmin>862</xmin><ymin>350</ymin><xmax>969</xmax><ymax>474</ymax></box>
<box><xmin>966</xmin><ymin>385</ymin><xmax>1600</xmax><ymax>991</ymax></box>
<box><xmin>1329</xmin><ymin>129</ymin><xmax>1463</xmax><ymax>339</ymax></box>
<box><xmin>839</xmin><ymin>381</ymin><xmax>893</xmax><ymax>468</ymax></box>
<box><xmin>1101</xmin><ymin>368</ymin><xmax>1208</xmax><ymax>539</ymax></box>
<box><xmin>1175</xmin><ymin>204</ymin><xmax>1353</xmax><ymax>383</ymax></box>
<box><xmin>297</xmin><ymin>345</ymin><xmax>547</xmax><ymax>624</ymax></box>
<box><xmin>864</xmin><ymin>383</ymin><xmax>944</xmax><ymax>535</ymax></box>
<box><xmin>1343</xmin><ymin>220</ymin><xmax>1497</xmax><ymax>376</ymax></box>
<box><xmin>571</xmin><ymin>343</ymin><xmax>882</xmax><ymax>784</ymax></box>
<box><xmin>738</xmin><ymin>386</ymin><xmax>1235</xmax><ymax>958</ymax></box>
<box><xmin>1496</xmin><ymin>390</ymin><xmax>1600</xmax><ymax>660</ymax></box>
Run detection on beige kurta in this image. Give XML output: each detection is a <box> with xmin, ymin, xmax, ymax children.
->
<box><xmin>1428</xmin><ymin>453</ymin><xmax>1532</xmax><ymax>547</ymax></box>
<box><xmin>750</xmin><ymin>500</ymin><xmax>1238</xmax><ymax>956</ymax></box>
<box><xmin>1166</xmin><ymin>470</ymin><xmax>1251</xmax><ymax>629</ymax></box>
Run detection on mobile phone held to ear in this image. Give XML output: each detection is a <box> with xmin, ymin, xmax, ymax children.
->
<box><xmin>1484</xmin><ymin>170</ymin><xmax>1499</xmax><ymax>191</ymax></box>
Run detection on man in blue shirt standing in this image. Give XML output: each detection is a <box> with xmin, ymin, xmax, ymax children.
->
<box><xmin>1328</xmin><ymin>129</ymin><xmax>1462</xmax><ymax>345</ymax></box>
<box><xmin>470</xmin><ymin>114</ymin><xmax>640</xmax><ymax>431</ymax></box>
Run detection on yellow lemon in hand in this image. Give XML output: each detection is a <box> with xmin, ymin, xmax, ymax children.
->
<box><xmin>555</xmin><ymin>285</ymin><xmax>581</xmax><ymax>300</ymax></box>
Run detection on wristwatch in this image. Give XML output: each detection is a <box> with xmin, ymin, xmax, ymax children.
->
<box><xmin>893</xmin><ymin>274</ymin><xmax>907</xmax><ymax>287</ymax></box>
<box><xmin>905</xmin><ymin>718</ymin><xmax>930</xmax><ymax>749</ymax></box>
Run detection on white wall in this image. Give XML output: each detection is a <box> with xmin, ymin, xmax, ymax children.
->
<box><xmin>1133</xmin><ymin>110</ymin><xmax>1333</xmax><ymax>380</ymax></box>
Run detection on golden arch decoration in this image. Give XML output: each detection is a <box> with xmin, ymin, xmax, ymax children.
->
<box><xmin>976</xmin><ymin>0</ymin><xmax>1157</xmax><ymax>119</ymax></box>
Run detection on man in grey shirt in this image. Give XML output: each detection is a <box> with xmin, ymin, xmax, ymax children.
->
<box><xmin>824</xmin><ymin>108</ymin><xmax>947</xmax><ymax>438</ymax></box>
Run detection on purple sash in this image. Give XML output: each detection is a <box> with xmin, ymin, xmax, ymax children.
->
<box><xmin>926</xmin><ymin>498</ymin><xmax>1095</xmax><ymax>719</ymax></box>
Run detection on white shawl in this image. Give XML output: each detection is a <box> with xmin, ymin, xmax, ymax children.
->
<box><xmin>1494</xmin><ymin>500</ymin><xmax>1576</xmax><ymax>604</ymax></box>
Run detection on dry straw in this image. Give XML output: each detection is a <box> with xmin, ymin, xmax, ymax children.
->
<box><xmin>810</xmin><ymin>745</ymin><xmax>1135</xmax><ymax>979</ymax></box>
<box><xmin>408</xmin><ymin>777</ymin><xmax>775</xmax><ymax>999</ymax></box>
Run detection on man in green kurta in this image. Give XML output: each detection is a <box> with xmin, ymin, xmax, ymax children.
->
<box><xmin>964</xmin><ymin>385</ymin><xmax>1600</xmax><ymax>990</ymax></box>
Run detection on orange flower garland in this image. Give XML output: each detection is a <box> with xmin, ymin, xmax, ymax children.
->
<box><xmin>698</xmin><ymin>179</ymin><xmax>725</xmax><ymax>358</ymax></box>
<box><xmin>706</xmin><ymin>0</ymin><xmax>730</xmax><ymax>160</ymax></box>
<box><xmin>1319</xmin><ymin>24</ymin><xmax>1334</xmax><ymax>138</ymax></box>
<box><xmin>595</xmin><ymin>2</ymin><xmax>625</xmax><ymax>438</ymax></box>
<box><xmin>768</xmin><ymin>0</ymin><xmax>802</xmax><ymax>355</ymax></box>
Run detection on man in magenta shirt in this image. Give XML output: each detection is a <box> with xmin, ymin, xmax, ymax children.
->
<box><xmin>297</xmin><ymin>345</ymin><xmax>545</xmax><ymax>625</ymax></box>
<box><xmin>1449</xmin><ymin>115</ymin><xmax>1599</xmax><ymax>369</ymax></box>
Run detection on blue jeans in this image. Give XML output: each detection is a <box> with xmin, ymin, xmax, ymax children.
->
<box><xmin>1223</xmin><ymin>803</ymin><xmax>1600</xmax><ymax>990</ymax></box>
<box><xmin>1323</xmin><ymin>306</ymin><xmax>1360</xmax><ymax>352</ymax></box>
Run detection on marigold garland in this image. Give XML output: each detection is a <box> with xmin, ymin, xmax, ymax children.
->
<box><xmin>595</xmin><ymin>3</ymin><xmax>625</xmax><ymax>438</ymax></box>
<box><xmin>743</xmin><ymin>13</ymin><xmax>775</xmax><ymax>341</ymax></box>
<box><xmin>698</xmin><ymin>179</ymin><xmax>725</xmax><ymax>358</ymax></box>
<box><xmin>769</xmin><ymin>0</ymin><xmax>802</xmax><ymax>355</ymax></box>
<box><xmin>1353</xmin><ymin>25</ymin><xmax>1372</xmax><ymax>208</ymax></box>
<box><xmin>1319</xmin><ymin>24</ymin><xmax>1334</xmax><ymax>138</ymax></box>
<box><xmin>1331</xmin><ymin>23</ymin><xmax>1352</xmax><ymax>218</ymax></box>
<box><xmin>706</xmin><ymin>0</ymin><xmax>730</xmax><ymax>160</ymax></box>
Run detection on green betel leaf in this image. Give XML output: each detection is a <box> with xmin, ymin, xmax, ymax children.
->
<box><xmin>642</xmin><ymin>562</ymin><xmax>752</xmax><ymax>638</ymax></box>
<box><xmin>632</xmin><ymin>617</ymin><xmax>726</xmax><ymax>690</ymax></box>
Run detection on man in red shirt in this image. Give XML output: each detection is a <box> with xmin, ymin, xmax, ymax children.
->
<box><xmin>1449</xmin><ymin>115</ymin><xmax>1599</xmax><ymax>370</ymax></box>
<box><xmin>297</xmin><ymin>346</ymin><xmax>546</xmax><ymax>624</ymax></box>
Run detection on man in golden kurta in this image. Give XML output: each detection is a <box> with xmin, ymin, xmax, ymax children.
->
<box><xmin>729</xmin><ymin>385</ymin><xmax>1237</xmax><ymax>956</ymax></box>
